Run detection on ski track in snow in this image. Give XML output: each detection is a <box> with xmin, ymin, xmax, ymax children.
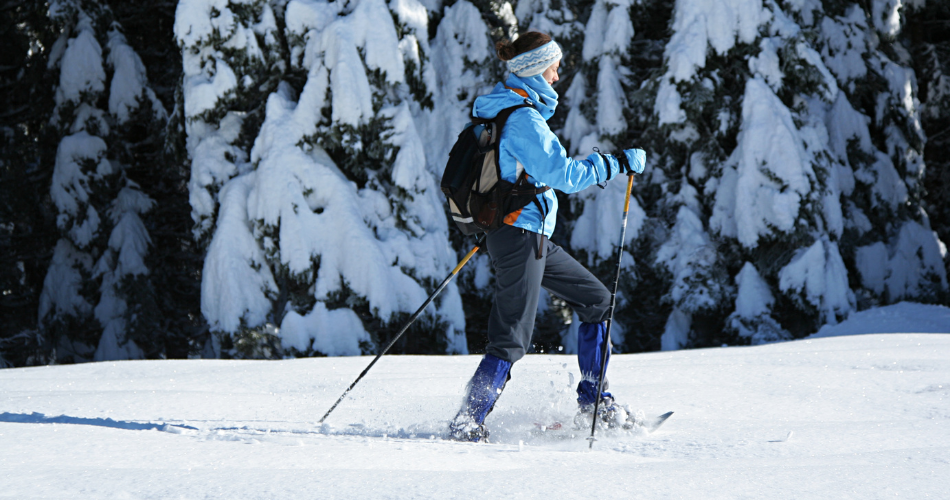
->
<box><xmin>2</xmin><ymin>330</ymin><xmax>949</xmax><ymax>498</ymax></box>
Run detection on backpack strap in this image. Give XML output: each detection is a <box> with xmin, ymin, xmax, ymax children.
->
<box><xmin>510</xmin><ymin>173</ymin><xmax>551</xmax><ymax>197</ymax></box>
<box><xmin>511</xmin><ymin>172</ymin><xmax>552</xmax><ymax>260</ymax></box>
<box><xmin>489</xmin><ymin>103</ymin><xmax>534</xmax><ymax>189</ymax></box>
<box><xmin>492</xmin><ymin>103</ymin><xmax>533</xmax><ymax>126</ymax></box>
<box><xmin>485</xmin><ymin>101</ymin><xmax>552</xmax><ymax>256</ymax></box>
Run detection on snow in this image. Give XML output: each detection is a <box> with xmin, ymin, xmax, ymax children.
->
<box><xmin>663</xmin><ymin>0</ymin><xmax>766</xmax><ymax>84</ymax></box>
<box><xmin>349</xmin><ymin>0</ymin><xmax>406</xmax><ymax>84</ymax></box>
<box><xmin>655</xmin><ymin>205</ymin><xmax>721</xmax><ymax>311</ymax></box>
<box><xmin>713</xmin><ymin>77</ymin><xmax>814</xmax><ymax>248</ymax></box>
<box><xmin>796</xmin><ymin>41</ymin><xmax>838</xmax><ymax>101</ymax></box>
<box><xmin>200</xmin><ymin>173</ymin><xmax>278</xmax><ymax>334</ymax></box>
<box><xmin>5</xmin><ymin>316</ymin><xmax>947</xmax><ymax>497</ymax></box>
<box><xmin>106</xmin><ymin>187</ymin><xmax>154</xmax><ymax>278</ymax></box>
<box><xmin>819</xmin><ymin>6</ymin><xmax>869</xmax><ymax>86</ymax></box>
<box><xmin>90</xmin><ymin>181</ymin><xmax>156</xmax><ymax>362</ymax></box>
<box><xmin>185</xmin><ymin>113</ymin><xmax>246</xmax><ymax>238</ymax></box>
<box><xmin>826</xmin><ymin>91</ymin><xmax>872</xmax><ymax>171</ymax></box>
<box><xmin>880</xmin><ymin>58</ymin><xmax>919</xmax><ymax>117</ymax></box>
<box><xmin>106</xmin><ymin>29</ymin><xmax>165</xmax><ymax>123</ymax></box>
<box><xmin>733</xmin><ymin>262</ymin><xmax>774</xmax><ymax>318</ymax></box>
<box><xmin>280</xmin><ymin>302</ymin><xmax>369</xmax><ymax>355</ymax></box>
<box><xmin>596</xmin><ymin>57</ymin><xmax>626</xmax><ymax>135</ymax></box>
<box><xmin>570</xmin><ymin>177</ymin><xmax>645</xmax><ymax>266</ymax></box>
<box><xmin>55</xmin><ymin>13</ymin><xmax>105</xmax><ymax>107</ymax></box>
<box><xmin>855</xmin><ymin>241</ymin><xmax>889</xmax><ymax>295</ymax></box>
<box><xmin>181</xmin><ymin>58</ymin><xmax>238</xmax><ymax>119</ymax></box>
<box><xmin>883</xmin><ymin>220</ymin><xmax>949</xmax><ymax>301</ymax></box>
<box><xmin>516</xmin><ymin>0</ymin><xmax>582</xmax><ymax>44</ymax></box>
<box><xmin>748</xmin><ymin>38</ymin><xmax>783</xmax><ymax>90</ymax></box>
<box><xmin>295</xmin><ymin>0</ymin><xmax>413</xmax><ymax>127</ymax></box>
<box><xmin>391</xmin><ymin>0</ymin><xmax>429</xmax><ymax>35</ymax></box>
<box><xmin>175</xmin><ymin>0</ymin><xmax>278</xmax><ymax>241</ymax></box>
<box><xmin>317</xmin><ymin>24</ymin><xmax>376</xmax><ymax>127</ymax></box>
<box><xmin>50</xmin><ymin>132</ymin><xmax>111</xmax><ymax>248</ymax></box>
<box><xmin>778</xmin><ymin>237</ymin><xmax>855</xmax><ymax>322</ymax></box>
<box><xmin>419</xmin><ymin>0</ymin><xmax>494</xmax><ymax>175</ymax></box>
<box><xmin>866</xmin><ymin>150</ymin><xmax>908</xmax><ymax>209</ymax></box>
<box><xmin>284</xmin><ymin>0</ymin><xmax>338</xmax><ymax>42</ymax></box>
<box><xmin>37</xmin><ymin>239</ymin><xmax>94</xmax><ymax>322</ymax></box>
<box><xmin>811</xmin><ymin>302</ymin><xmax>950</xmax><ymax>338</ymax></box>
<box><xmin>655</xmin><ymin>77</ymin><xmax>686</xmax><ymax>125</ymax></box>
<box><xmin>562</xmin><ymin>72</ymin><xmax>593</xmax><ymax>149</ymax></box>
<box><xmin>582</xmin><ymin>0</ymin><xmax>633</xmax><ymax>60</ymax></box>
<box><xmin>728</xmin><ymin>262</ymin><xmax>790</xmax><ymax>344</ymax></box>
<box><xmin>174</xmin><ymin>0</ymin><xmax>233</xmax><ymax>48</ymax></box>
<box><xmin>872</xmin><ymin>0</ymin><xmax>903</xmax><ymax>38</ymax></box>
<box><xmin>661</xmin><ymin>307</ymin><xmax>692</xmax><ymax>351</ymax></box>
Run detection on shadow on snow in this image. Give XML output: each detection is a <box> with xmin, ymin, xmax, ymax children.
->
<box><xmin>0</xmin><ymin>411</ymin><xmax>199</xmax><ymax>432</ymax></box>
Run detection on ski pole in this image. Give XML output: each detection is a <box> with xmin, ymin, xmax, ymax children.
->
<box><xmin>319</xmin><ymin>235</ymin><xmax>486</xmax><ymax>424</ymax></box>
<box><xmin>588</xmin><ymin>172</ymin><xmax>635</xmax><ymax>449</ymax></box>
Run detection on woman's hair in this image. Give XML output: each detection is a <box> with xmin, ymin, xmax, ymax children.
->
<box><xmin>495</xmin><ymin>31</ymin><xmax>553</xmax><ymax>61</ymax></box>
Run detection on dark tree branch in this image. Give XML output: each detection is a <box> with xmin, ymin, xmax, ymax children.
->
<box><xmin>0</xmin><ymin>0</ymin><xmax>28</xmax><ymax>13</ymax></box>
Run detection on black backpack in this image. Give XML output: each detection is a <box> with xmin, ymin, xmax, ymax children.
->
<box><xmin>440</xmin><ymin>104</ymin><xmax>551</xmax><ymax>235</ymax></box>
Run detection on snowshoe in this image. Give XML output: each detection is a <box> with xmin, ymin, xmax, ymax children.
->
<box><xmin>448</xmin><ymin>413</ymin><xmax>490</xmax><ymax>442</ymax></box>
<box><xmin>573</xmin><ymin>395</ymin><xmax>634</xmax><ymax>430</ymax></box>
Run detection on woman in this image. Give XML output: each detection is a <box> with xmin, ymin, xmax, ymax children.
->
<box><xmin>449</xmin><ymin>32</ymin><xmax>647</xmax><ymax>442</ymax></box>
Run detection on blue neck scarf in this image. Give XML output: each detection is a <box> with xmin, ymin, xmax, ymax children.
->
<box><xmin>506</xmin><ymin>73</ymin><xmax>559</xmax><ymax>121</ymax></box>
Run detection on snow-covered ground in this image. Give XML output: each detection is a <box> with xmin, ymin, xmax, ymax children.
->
<box><xmin>2</xmin><ymin>304</ymin><xmax>948</xmax><ymax>499</ymax></box>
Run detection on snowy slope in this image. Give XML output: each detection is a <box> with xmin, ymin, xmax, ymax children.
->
<box><xmin>810</xmin><ymin>301</ymin><xmax>950</xmax><ymax>338</ymax></box>
<box><xmin>2</xmin><ymin>318</ymin><xmax>948</xmax><ymax>497</ymax></box>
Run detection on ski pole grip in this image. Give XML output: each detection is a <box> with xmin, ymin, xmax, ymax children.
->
<box><xmin>452</xmin><ymin>236</ymin><xmax>485</xmax><ymax>275</ymax></box>
<box><xmin>453</xmin><ymin>244</ymin><xmax>480</xmax><ymax>275</ymax></box>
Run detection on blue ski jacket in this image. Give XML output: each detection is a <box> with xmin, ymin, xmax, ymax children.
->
<box><xmin>471</xmin><ymin>73</ymin><xmax>623</xmax><ymax>238</ymax></box>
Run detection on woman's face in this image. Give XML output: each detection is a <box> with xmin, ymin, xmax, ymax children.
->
<box><xmin>542</xmin><ymin>59</ymin><xmax>561</xmax><ymax>85</ymax></box>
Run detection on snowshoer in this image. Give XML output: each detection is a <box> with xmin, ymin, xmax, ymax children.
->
<box><xmin>449</xmin><ymin>32</ymin><xmax>646</xmax><ymax>442</ymax></box>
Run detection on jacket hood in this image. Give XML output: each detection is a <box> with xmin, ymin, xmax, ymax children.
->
<box><xmin>472</xmin><ymin>74</ymin><xmax>558</xmax><ymax>121</ymax></box>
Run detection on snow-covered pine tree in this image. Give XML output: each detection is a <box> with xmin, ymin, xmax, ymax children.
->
<box><xmin>514</xmin><ymin>0</ymin><xmax>586</xmax><ymax>124</ymax></box>
<box><xmin>555</xmin><ymin>0</ymin><xmax>648</xmax><ymax>354</ymax></box>
<box><xmin>174</xmin><ymin>0</ymin><xmax>284</xmax><ymax>248</ymax></box>
<box><xmin>515</xmin><ymin>0</ymin><xmax>585</xmax><ymax>53</ymax></box>
<box><xmin>174</xmin><ymin>0</ymin><xmax>285</xmax><ymax>356</ymax></box>
<box><xmin>415</xmin><ymin>0</ymin><xmax>519</xmax><ymax>353</ymax></box>
<box><xmin>811</xmin><ymin>0</ymin><xmax>947</xmax><ymax>307</ymax></box>
<box><xmin>464</xmin><ymin>0</ymin><xmax>520</xmax><ymax>42</ymax></box>
<box><xmin>198</xmin><ymin>0</ymin><xmax>467</xmax><ymax>358</ymax></box>
<box><xmin>420</xmin><ymin>0</ymin><xmax>498</xmax><ymax>180</ymax></box>
<box><xmin>626</xmin><ymin>0</ymin><xmax>865</xmax><ymax>349</ymax></box>
<box><xmin>905</xmin><ymin>0</ymin><xmax>950</xmax><ymax>294</ymax></box>
<box><xmin>105</xmin><ymin>0</ymin><xmax>207</xmax><ymax>359</ymax></box>
<box><xmin>37</xmin><ymin>0</ymin><xmax>167</xmax><ymax>362</ymax></box>
<box><xmin>544</xmin><ymin>0</ymin><xmax>673</xmax><ymax>353</ymax></box>
<box><xmin>0</xmin><ymin>0</ymin><xmax>59</xmax><ymax>366</ymax></box>
<box><xmin>510</xmin><ymin>0</ymin><xmax>587</xmax><ymax>354</ymax></box>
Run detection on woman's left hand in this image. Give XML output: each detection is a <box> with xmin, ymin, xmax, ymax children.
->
<box><xmin>620</xmin><ymin>149</ymin><xmax>646</xmax><ymax>175</ymax></box>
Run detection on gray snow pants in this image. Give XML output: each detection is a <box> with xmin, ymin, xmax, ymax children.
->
<box><xmin>485</xmin><ymin>224</ymin><xmax>612</xmax><ymax>363</ymax></box>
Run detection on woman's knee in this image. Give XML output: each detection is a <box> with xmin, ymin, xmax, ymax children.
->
<box><xmin>577</xmin><ymin>283</ymin><xmax>611</xmax><ymax>323</ymax></box>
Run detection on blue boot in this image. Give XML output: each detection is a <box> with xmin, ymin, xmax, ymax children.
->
<box><xmin>576</xmin><ymin>321</ymin><xmax>612</xmax><ymax>406</ymax></box>
<box><xmin>575</xmin><ymin>321</ymin><xmax>631</xmax><ymax>429</ymax></box>
<box><xmin>449</xmin><ymin>354</ymin><xmax>511</xmax><ymax>442</ymax></box>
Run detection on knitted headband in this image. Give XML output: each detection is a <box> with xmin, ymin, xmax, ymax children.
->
<box><xmin>506</xmin><ymin>40</ymin><xmax>562</xmax><ymax>77</ymax></box>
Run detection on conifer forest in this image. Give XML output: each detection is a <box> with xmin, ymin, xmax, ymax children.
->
<box><xmin>1</xmin><ymin>0</ymin><xmax>948</xmax><ymax>367</ymax></box>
